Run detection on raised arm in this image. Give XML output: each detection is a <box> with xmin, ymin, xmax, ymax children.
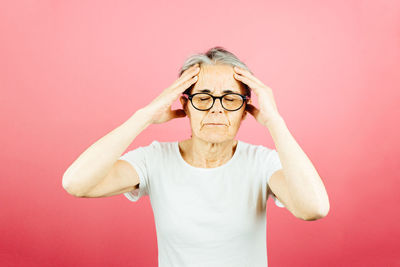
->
<box><xmin>62</xmin><ymin>63</ymin><xmax>201</xmax><ymax>198</ymax></box>
<box><xmin>62</xmin><ymin>109</ymin><xmax>151</xmax><ymax>197</ymax></box>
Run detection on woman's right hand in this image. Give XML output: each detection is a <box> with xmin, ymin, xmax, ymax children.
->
<box><xmin>141</xmin><ymin>63</ymin><xmax>200</xmax><ymax>125</ymax></box>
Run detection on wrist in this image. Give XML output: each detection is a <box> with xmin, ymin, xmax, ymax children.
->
<box><xmin>265</xmin><ymin>115</ymin><xmax>285</xmax><ymax>128</ymax></box>
<box><xmin>133</xmin><ymin>108</ymin><xmax>153</xmax><ymax>126</ymax></box>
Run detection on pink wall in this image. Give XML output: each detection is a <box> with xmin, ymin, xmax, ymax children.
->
<box><xmin>1</xmin><ymin>0</ymin><xmax>399</xmax><ymax>266</ymax></box>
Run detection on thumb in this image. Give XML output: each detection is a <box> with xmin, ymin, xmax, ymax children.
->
<box><xmin>171</xmin><ymin>109</ymin><xmax>187</xmax><ymax>119</ymax></box>
<box><xmin>245</xmin><ymin>104</ymin><xmax>259</xmax><ymax>117</ymax></box>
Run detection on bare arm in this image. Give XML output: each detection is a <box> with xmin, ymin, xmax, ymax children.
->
<box><xmin>62</xmin><ymin>63</ymin><xmax>200</xmax><ymax>197</ymax></box>
<box><xmin>266</xmin><ymin>116</ymin><xmax>330</xmax><ymax>220</ymax></box>
<box><xmin>62</xmin><ymin>108</ymin><xmax>151</xmax><ymax>197</ymax></box>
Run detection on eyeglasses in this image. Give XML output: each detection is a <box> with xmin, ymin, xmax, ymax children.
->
<box><xmin>183</xmin><ymin>92</ymin><xmax>249</xmax><ymax>111</ymax></box>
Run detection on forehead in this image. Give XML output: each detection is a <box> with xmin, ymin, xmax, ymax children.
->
<box><xmin>192</xmin><ymin>64</ymin><xmax>245</xmax><ymax>94</ymax></box>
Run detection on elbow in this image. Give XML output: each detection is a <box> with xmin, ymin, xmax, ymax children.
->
<box><xmin>319</xmin><ymin>202</ymin><xmax>330</xmax><ymax>218</ymax></box>
<box><xmin>317</xmin><ymin>196</ymin><xmax>331</xmax><ymax>218</ymax></box>
<box><xmin>303</xmin><ymin>204</ymin><xmax>330</xmax><ymax>221</ymax></box>
<box><xmin>304</xmin><ymin>208</ymin><xmax>329</xmax><ymax>221</ymax></box>
<box><xmin>62</xmin><ymin>176</ymin><xmax>85</xmax><ymax>197</ymax></box>
<box><xmin>302</xmin><ymin>211</ymin><xmax>328</xmax><ymax>221</ymax></box>
<box><xmin>306</xmin><ymin>192</ymin><xmax>331</xmax><ymax>221</ymax></box>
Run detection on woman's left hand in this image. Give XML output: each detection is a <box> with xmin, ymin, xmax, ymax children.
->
<box><xmin>233</xmin><ymin>66</ymin><xmax>282</xmax><ymax>127</ymax></box>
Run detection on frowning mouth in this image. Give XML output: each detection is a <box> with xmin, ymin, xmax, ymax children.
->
<box><xmin>204</xmin><ymin>123</ymin><xmax>227</xmax><ymax>126</ymax></box>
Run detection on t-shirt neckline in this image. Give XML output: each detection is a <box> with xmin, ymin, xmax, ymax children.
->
<box><xmin>174</xmin><ymin>140</ymin><xmax>241</xmax><ymax>171</ymax></box>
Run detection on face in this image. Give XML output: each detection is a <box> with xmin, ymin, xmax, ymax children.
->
<box><xmin>179</xmin><ymin>64</ymin><xmax>252</xmax><ymax>144</ymax></box>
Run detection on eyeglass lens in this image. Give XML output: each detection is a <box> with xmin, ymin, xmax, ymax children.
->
<box><xmin>192</xmin><ymin>93</ymin><xmax>243</xmax><ymax>111</ymax></box>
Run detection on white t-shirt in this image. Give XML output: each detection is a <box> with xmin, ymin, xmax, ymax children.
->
<box><xmin>119</xmin><ymin>140</ymin><xmax>284</xmax><ymax>267</ymax></box>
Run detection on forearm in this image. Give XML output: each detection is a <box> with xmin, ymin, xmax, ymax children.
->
<box><xmin>266</xmin><ymin>116</ymin><xmax>330</xmax><ymax>217</ymax></box>
<box><xmin>62</xmin><ymin>108</ymin><xmax>151</xmax><ymax>195</ymax></box>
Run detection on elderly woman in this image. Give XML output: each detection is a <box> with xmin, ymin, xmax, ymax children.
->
<box><xmin>63</xmin><ymin>47</ymin><xmax>330</xmax><ymax>267</ymax></box>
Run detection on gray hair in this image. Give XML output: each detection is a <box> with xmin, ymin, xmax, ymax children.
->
<box><xmin>178</xmin><ymin>46</ymin><xmax>253</xmax><ymax>98</ymax></box>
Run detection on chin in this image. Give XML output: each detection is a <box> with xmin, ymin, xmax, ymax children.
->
<box><xmin>198</xmin><ymin>132</ymin><xmax>232</xmax><ymax>144</ymax></box>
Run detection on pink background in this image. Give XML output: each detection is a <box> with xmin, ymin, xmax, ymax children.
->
<box><xmin>1</xmin><ymin>0</ymin><xmax>399</xmax><ymax>266</ymax></box>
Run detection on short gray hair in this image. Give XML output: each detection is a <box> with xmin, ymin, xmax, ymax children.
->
<box><xmin>178</xmin><ymin>46</ymin><xmax>252</xmax><ymax>98</ymax></box>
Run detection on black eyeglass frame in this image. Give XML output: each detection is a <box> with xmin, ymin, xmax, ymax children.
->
<box><xmin>183</xmin><ymin>92</ymin><xmax>250</xmax><ymax>111</ymax></box>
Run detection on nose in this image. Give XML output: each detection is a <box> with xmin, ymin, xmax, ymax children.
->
<box><xmin>209</xmin><ymin>97</ymin><xmax>224</xmax><ymax>113</ymax></box>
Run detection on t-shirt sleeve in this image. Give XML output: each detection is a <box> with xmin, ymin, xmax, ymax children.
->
<box><xmin>119</xmin><ymin>144</ymin><xmax>151</xmax><ymax>202</ymax></box>
<box><xmin>263</xmin><ymin>148</ymin><xmax>285</xmax><ymax>208</ymax></box>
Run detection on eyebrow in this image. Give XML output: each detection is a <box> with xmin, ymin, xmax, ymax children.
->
<box><xmin>194</xmin><ymin>89</ymin><xmax>240</xmax><ymax>94</ymax></box>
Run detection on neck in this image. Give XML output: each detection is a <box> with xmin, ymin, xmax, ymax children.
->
<box><xmin>179</xmin><ymin>138</ymin><xmax>238</xmax><ymax>168</ymax></box>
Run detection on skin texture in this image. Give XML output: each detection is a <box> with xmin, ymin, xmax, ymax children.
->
<box><xmin>178</xmin><ymin>64</ymin><xmax>252</xmax><ymax>168</ymax></box>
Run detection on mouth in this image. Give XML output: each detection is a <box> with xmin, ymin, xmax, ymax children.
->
<box><xmin>204</xmin><ymin>123</ymin><xmax>227</xmax><ymax>126</ymax></box>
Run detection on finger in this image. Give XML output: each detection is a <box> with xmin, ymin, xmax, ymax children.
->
<box><xmin>174</xmin><ymin>66</ymin><xmax>200</xmax><ymax>89</ymax></box>
<box><xmin>179</xmin><ymin>75</ymin><xmax>198</xmax><ymax>92</ymax></box>
<box><xmin>233</xmin><ymin>67</ymin><xmax>264</xmax><ymax>86</ymax></box>
<box><xmin>234</xmin><ymin>74</ymin><xmax>262</xmax><ymax>95</ymax></box>
<box><xmin>169</xmin><ymin>70</ymin><xmax>198</xmax><ymax>94</ymax></box>
<box><xmin>169</xmin><ymin>75</ymin><xmax>198</xmax><ymax>97</ymax></box>
<box><xmin>245</xmin><ymin>103</ymin><xmax>259</xmax><ymax>117</ymax></box>
<box><xmin>171</xmin><ymin>109</ymin><xmax>186</xmax><ymax>119</ymax></box>
<box><xmin>180</xmin><ymin>64</ymin><xmax>200</xmax><ymax>80</ymax></box>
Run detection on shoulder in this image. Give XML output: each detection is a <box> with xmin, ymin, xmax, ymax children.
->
<box><xmin>122</xmin><ymin>140</ymin><xmax>174</xmax><ymax>163</ymax></box>
<box><xmin>238</xmin><ymin>141</ymin><xmax>279</xmax><ymax>169</ymax></box>
<box><xmin>143</xmin><ymin>140</ymin><xmax>178</xmax><ymax>156</ymax></box>
<box><xmin>238</xmin><ymin>140</ymin><xmax>275</xmax><ymax>156</ymax></box>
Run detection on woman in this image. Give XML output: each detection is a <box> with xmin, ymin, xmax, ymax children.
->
<box><xmin>63</xmin><ymin>47</ymin><xmax>330</xmax><ymax>267</ymax></box>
